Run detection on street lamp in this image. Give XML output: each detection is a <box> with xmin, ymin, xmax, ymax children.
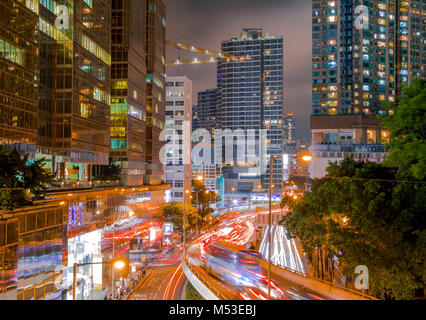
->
<box><xmin>301</xmin><ymin>153</ymin><xmax>313</xmax><ymax>192</ymax></box>
<box><xmin>302</xmin><ymin>154</ymin><xmax>313</xmax><ymax>162</ymax></box>
<box><xmin>268</xmin><ymin>154</ymin><xmax>278</xmax><ymax>300</ymax></box>
<box><xmin>195</xmin><ymin>175</ymin><xmax>204</xmax><ymax>236</ymax></box>
<box><xmin>183</xmin><ymin>189</ymin><xmax>190</xmax><ymax>257</ymax></box>
<box><xmin>72</xmin><ymin>260</ymin><xmax>125</xmax><ymax>300</ymax></box>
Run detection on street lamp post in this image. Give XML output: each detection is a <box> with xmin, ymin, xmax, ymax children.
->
<box><xmin>195</xmin><ymin>175</ymin><xmax>204</xmax><ymax>236</ymax></box>
<box><xmin>268</xmin><ymin>154</ymin><xmax>277</xmax><ymax>300</ymax></box>
<box><xmin>183</xmin><ymin>189</ymin><xmax>190</xmax><ymax>257</ymax></box>
<box><xmin>112</xmin><ymin>224</ymin><xmax>115</xmax><ymax>300</ymax></box>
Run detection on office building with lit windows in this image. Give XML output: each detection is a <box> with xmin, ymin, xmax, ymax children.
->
<box><xmin>218</xmin><ymin>28</ymin><xmax>284</xmax><ymax>193</ymax></box>
<box><xmin>144</xmin><ymin>0</ymin><xmax>166</xmax><ymax>185</ymax></box>
<box><xmin>194</xmin><ymin>88</ymin><xmax>219</xmax><ymax>138</ymax></box>
<box><xmin>110</xmin><ymin>0</ymin><xmax>148</xmax><ymax>186</ymax></box>
<box><xmin>165</xmin><ymin>76</ymin><xmax>192</xmax><ymax>203</ymax></box>
<box><xmin>310</xmin><ymin>0</ymin><xmax>425</xmax><ymax>178</ymax></box>
<box><xmin>283</xmin><ymin>113</ymin><xmax>296</xmax><ymax>153</ymax></box>
<box><xmin>37</xmin><ymin>0</ymin><xmax>112</xmax><ymax>182</ymax></box>
<box><xmin>0</xmin><ymin>0</ymin><xmax>39</xmax><ymax>159</ymax></box>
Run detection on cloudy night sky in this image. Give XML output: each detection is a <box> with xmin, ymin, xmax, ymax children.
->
<box><xmin>164</xmin><ymin>0</ymin><xmax>312</xmax><ymax>139</ymax></box>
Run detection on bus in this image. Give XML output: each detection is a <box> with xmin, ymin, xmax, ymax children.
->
<box><xmin>203</xmin><ymin>240</ymin><xmax>264</xmax><ymax>287</ymax></box>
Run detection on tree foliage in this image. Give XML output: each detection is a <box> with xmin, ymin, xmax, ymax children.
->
<box><xmin>163</xmin><ymin>202</ymin><xmax>199</xmax><ymax>230</ymax></box>
<box><xmin>191</xmin><ymin>179</ymin><xmax>221</xmax><ymax>222</ymax></box>
<box><xmin>381</xmin><ymin>79</ymin><xmax>426</xmax><ymax>180</ymax></box>
<box><xmin>0</xmin><ymin>146</ymin><xmax>56</xmax><ymax>208</ymax></box>
<box><xmin>282</xmin><ymin>158</ymin><xmax>426</xmax><ymax>300</ymax></box>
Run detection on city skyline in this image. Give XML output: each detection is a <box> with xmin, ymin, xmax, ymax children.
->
<box><xmin>0</xmin><ymin>0</ymin><xmax>424</xmax><ymax>304</ymax></box>
<box><xmin>165</xmin><ymin>0</ymin><xmax>312</xmax><ymax>139</ymax></box>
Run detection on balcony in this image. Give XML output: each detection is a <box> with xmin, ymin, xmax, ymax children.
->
<box><xmin>47</xmin><ymin>180</ymin><xmax>122</xmax><ymax>191</ymax></box>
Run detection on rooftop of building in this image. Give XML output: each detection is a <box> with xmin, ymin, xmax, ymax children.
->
<box><xmin>225</xmin><ymin>27</ymin><xmax>282</xmax><ymax>42</ymax></box>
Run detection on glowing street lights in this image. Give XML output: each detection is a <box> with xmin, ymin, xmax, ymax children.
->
<box><xmin>183</xmin><ymin>189</ymin><xmax>190</xmax><ymax>256</ymax></box>
<box><xmin>302</xmin><ymin>154</ymin><xmax>313</xmax><ymax>163</ymax></box>
<box><xmin>301</xmin><ymin>153</ymin><xmax>313</xmax><ymax>191</ymax></box>
<box><xmin>195</xmin><ymin>175</ymin><xmax>204</xmax><ymax>236</ymax></box>
<box><xmin>268</xmin><ymin>154</ymin><xmax>278</xmax><ymax>300</ymax></box>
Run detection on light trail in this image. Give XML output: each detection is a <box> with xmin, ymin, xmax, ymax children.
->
<box><xmin>163</xmin><ymin>265</ymin><xmax>183</xmax><ymax>300</ymax></box>
<box><xmin>259</xmin><ymin>225</ymin><xmax>306</xmax><ymax>273</ymax></box>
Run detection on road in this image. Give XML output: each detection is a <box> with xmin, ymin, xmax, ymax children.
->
<box><xmin>184</xmin><ymin>210</ymin><xmax>330</xmax><ymax>300</ymax></box>
<box><xmin>129</xmin><ymin>208</ymin><xmax>331</xmax><ymax>300</ymax></box>
<box><xmin>128</xmin><ymin>263</ymin><xmax>187</xmax><ymax>300</ymax></box>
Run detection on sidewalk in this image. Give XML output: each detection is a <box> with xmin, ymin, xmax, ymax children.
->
<box><xmin>126</xmin><ymin>268</ymin><xmax>155</xmax><ymax>300</ymax></box>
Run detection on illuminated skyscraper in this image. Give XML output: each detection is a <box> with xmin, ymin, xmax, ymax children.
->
<box><xmin>195</xmin><ymin>88</ymin><xmax>219</xmax><ymax>138</ymax></box>
<box><xmin>310</xmin><ymin>0</ymin><xmax>425</xmax><ymax>178</ymax></box>
<box><xmin>283</xmin><ymin>113</ymin><xmax>296</xmax><ymax>153</ymax></box>
<box><xmin>144</xmin><ymin>0</ymin><xmax>166</xmax><ymax>185</ymax></box>
<box><xmin>312</xmin><ymin>0</ymin><xmax>425</xmax><ymax>116</ymax></box>
<box><xmin>111</xmin><ymin>0</ymin><xmax>147</xmax><ymax>186</ymax></box>
<box><xmin>37</xmin><ymin>0</ymin><xmax>111</xmax><ymax>182</ymax></box>
<box><xmin>218</xmin><ymin>28</ymin><xmax>284</xmax><ymax>192</ymax></box>
<box><xmin>0</xmin><ymin>0</ymin><xmax>39</xmax><ymax>159</ymax></box>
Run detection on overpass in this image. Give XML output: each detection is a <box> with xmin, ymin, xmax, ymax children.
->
<box><xmin>182</xmin><ymin>209</ymin><xmax>377</xmax><ymax>300</ymax></box>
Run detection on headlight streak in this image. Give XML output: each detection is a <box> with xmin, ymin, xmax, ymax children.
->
<box><xmin>259</xmin><ymin>225</ymin><xmax>305</xmax><ymax>274</ymax></box>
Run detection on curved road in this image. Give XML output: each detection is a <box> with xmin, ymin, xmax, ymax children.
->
<box><xmin>130</xmin><ymin>209</ymin><xmax>331</xmax><ymax>300</ymax></box>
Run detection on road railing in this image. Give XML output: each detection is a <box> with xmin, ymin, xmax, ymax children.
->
<box><xmin>263</xmin><ymin>260</ymin><xmax>377</xmax><ymax>300</ymax></box>
<box><xmin>182</xmin><ymin>257</ymin><xmax>228</xmax><ymax>300</ymax></box>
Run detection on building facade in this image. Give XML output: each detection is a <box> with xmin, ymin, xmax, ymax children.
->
<box><xmin>310</xmin><ymin>0</ymin><xmax>425</xmax><ymax>178</ymax></box>
<box><xmin>0</xmin><ymin>0</ymin><xmax>39</xmax><ymax>159</ymax></box>
<box><xmin>217</xmin><ymin>28</ymin><xmax>284</xmax><ymax>193</ymax></box>
<box><xmin>37</xmin><ymin>0</ymin><xmax>112</xmax><ymax>182</ymax></box>
<box><xmin>111</xmin><ymin>0</ymin><xmax>148</xmax><ymax>186</ymax></box>
<box><xmin>283</xmin><ymin>113</ymin><xmax>296</xmax><ymax>153</ymax></box>
<box><xmin>195</xmin><ymin>88</ymin><xmax>219</xmax><ymax>139</ymax></box>
<box><xmin>144</xmin><ymin>0</ymin><xmax>166</xmax><ymax>186</ymax></box>
<box><xmin>165</xmin><ymin>76</ymin><xmax>192</xmax><ymax>203</ymax></box>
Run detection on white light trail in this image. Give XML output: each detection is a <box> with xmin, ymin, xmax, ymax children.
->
<box><xmin>259</xmin><ymin>225</ymin><xmax>305</xmax><ymax>273</ymax></box>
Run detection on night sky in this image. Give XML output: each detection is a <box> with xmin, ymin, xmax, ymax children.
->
<box><xmin>164</xmin><ymin>0</ymin><xmax>312</xmax><ymax>139</ymax></box>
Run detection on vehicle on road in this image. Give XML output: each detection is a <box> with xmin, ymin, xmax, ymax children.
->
<box><xmin>203</xmin><ymin>240</ymin><xmax>264</xmax><ymax>287</ymax></box>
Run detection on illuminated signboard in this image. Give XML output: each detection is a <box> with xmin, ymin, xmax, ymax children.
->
<box><xmin>164</xmin><ymin>189</ymin><xmax>172</xmax><ymax>203</ymax></box>
<box><xmin>163</xmin><ymin>223</ymin><xmax>173</xmax><ymax>235</ymax></box>
<box><xmin>250</xmin><ymin>194</ymin><xmax>281</xmax><ymax>202</ymax></box>
<box><xmin>68</xmin><ymin>203</ymin><xmax>84</xmax><ymax>230</ymax></box>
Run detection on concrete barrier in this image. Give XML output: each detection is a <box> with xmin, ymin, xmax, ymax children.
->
<box><xmin>182</xmin><ymin>260</ymin><xmax>219</xmax><ymax>300</ymax></box>
<box><xmin>267</xmin><ymin>262</ymin><xmax>376</xmax><ymax>300</ymax></box>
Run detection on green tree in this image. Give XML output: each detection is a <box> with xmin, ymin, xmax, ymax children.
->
<box><xmin>280</xmin><ymin>194</ymin><xmax>297</xmax><ymax>210</ymax></box>
<box><xmin>22</xmin><ymin>158</ymin><xmax>57</xmax><ymax>200</ymax></box>
<box><xmin>282</xmin><ymin>158</ymin><xmax>426</xmax><ymax>300</ymax></box>
<box><xmin>381</xmin><ymin>79</ymin><xmax>426</xmax><ymax>180</ymax></box>
<box><xmin>191</xmin><ymin>179</ymin><xmax>221</xmax><ymax>225</ymax></box>
<box><xmin>163</xmin><ymin>202</ymin><xmax>199</xmax><ymax>230</ymax></box>
<box><xmin>0</xmin><ymin>146</ymin><xmax>56</xmax><ymax>208</ymax></box>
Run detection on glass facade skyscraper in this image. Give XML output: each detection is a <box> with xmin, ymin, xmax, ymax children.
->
<box><xmin>111</xmin><ymin>0</ymin><xmax>148</xmax><ymax>186</ymax></box>
<box><xmin>144</xmin><ymin>0</ymin><xmax>166</xmax><ymax>185</ymax></box>
<box><xmin>218</xmin><ymin>28</ymin><xmax>284</xmax><ymax>192</ymax></box>
<box><xmin>37</xmin><ymin>0</ymin><xmax>112</xmax><ymax>181</ymax></box>
<box><xmin>0</xmin><ymin>0</ymin><xmax>39</xmax><ymax>159</ymax></box>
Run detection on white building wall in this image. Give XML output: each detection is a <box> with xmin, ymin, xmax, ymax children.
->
<box><xmin>165</xmin><ymin>76</ymin><xmax>193</xmax><ymax>202</ymax></box>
